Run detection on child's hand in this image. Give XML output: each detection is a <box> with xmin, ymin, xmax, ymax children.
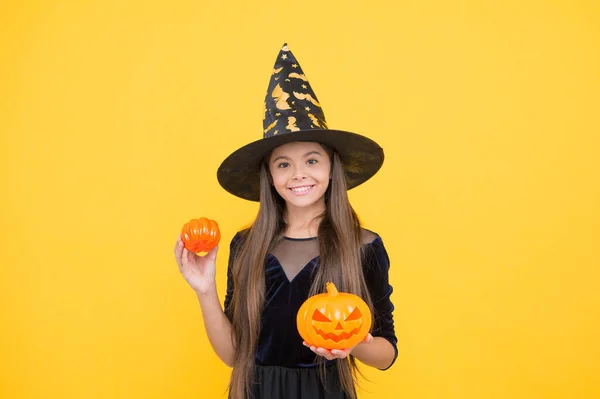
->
<box><xmin>174</xmin><ymin>237</ymin><xmax>219</xmax><ymax>295</ymax></box>
<box><xmin>303</xmin><ymin>333</ymin><xmax>374</xmax><ymax>360</ymax></box>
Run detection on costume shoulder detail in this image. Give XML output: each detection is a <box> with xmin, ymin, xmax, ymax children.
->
<box><xmin>360</xmin><ymin>228</ymin><xmax>380</xmax><ymax>245</ymax></box>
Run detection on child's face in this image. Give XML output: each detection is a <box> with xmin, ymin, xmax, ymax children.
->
<box><xmin>268</xmin><ymin>141</ymin><xmax>331</xmax><ymax>210</ymax></box>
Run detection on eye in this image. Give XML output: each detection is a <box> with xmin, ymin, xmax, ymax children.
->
<box><xmin>307</xmin><ymin>159</ymin><xmax>318</xmax><ymax>165</ymax></box>
<box><xmin>312</xmin><ymin>309</ymin><xmax>331</xmax><ymax>322</ymax></box>
<box><xmin>277</xmin><ymin>162</ymin><xmax>290</xmax><ymax>168</ymax></box>
<box><xmin>345</xmin><ymin>307</ymin><xmax>362</xmax><ymax>321</ymax></box>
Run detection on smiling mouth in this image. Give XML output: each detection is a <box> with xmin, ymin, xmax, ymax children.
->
<box><xmin>313</xmin><ymin>327</ymin><xmax>360</xmax><ymax>343</ymax></box>
<box><xmin>288</xmin><ymin>185</ymin><xmax>315</xmax><ymax>195</ymax></box>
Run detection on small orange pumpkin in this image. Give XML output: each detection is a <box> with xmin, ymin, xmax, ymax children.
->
<box><xmin>296</xmin><ymin>282</ymin><xmax>372</xmax><ymax>350</ymax></box>
<box><xmin>180</xmin><ymin>217</ymin><xmax>221</xmax><ymax>253</ymax></box>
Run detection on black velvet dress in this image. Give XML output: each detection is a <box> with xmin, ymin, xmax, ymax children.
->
<box><xmin>224</xmin><ymin>229</ymin><xmax>398</xmax><ymax>399</ymax></box>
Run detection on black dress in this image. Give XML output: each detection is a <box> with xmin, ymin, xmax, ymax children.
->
<box><xmin>224</xmin><ymin>229</ymin><xmax>398</xmax><ymax>399</ymax></box>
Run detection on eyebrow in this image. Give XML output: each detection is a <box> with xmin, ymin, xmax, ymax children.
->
<box><xmin>272</xmin><ymin>151</ymin><xmax>322</xmax><ymax>163</ymax></box>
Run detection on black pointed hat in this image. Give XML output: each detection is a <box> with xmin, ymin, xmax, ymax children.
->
<box><xmin>217</xmin><ymin>43</ymin><xmax>384</xmax><ymax>201</ymax></box>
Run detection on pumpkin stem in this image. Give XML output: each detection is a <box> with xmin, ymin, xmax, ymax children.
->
<box><xmin>325</xmin><ymin>282</ymin><xmax>339</xmax><ymax>296</ymax></box>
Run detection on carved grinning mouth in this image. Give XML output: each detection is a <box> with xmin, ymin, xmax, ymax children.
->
<box><xmin>313</xmin><ymin>326</ymin><xmax>360</xmax><ymax>343</ymax></box>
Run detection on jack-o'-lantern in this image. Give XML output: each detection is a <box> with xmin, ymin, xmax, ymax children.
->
<box><xmin>296</xmin><ymin>282</ymin><xmax>372</xmax><ymax>350</ymax></box>
<box><xmin>180</xmin><ymin>217</ymin><xmax>220</xmax><ymax>253</ymax></box>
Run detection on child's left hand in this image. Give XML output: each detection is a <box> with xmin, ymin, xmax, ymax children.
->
<box><xmin>303</xmin><ymin>333</ymin><xmax>374</xmax><ymax>360</ymax></box>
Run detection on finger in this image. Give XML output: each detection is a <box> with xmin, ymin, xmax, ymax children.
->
<box><xmin>316</xmin><ymin>347</ymin><xmax>335</xmax><ymax>360</ymax></box>
<box><xmin>174</xmin><ymin>239</ymin><xmax>184</xmax><ymax>269</ymax></box>
<box><xmin>182</xmin><ymin>247</ymin><xmax>191</xmax><ymax>267</ymax></box>
<box><xmin>361</xmin><ymin>333</ymin><xmax>373</xmax><ymax>344</ymax></box>
<box><xmin>309</xmin><ymin>345</ymin><xmax>321</xmax><ymax>356</ymax></box>
<box><xmin>174</xmin><ymin>238</ymin><xmax>180</xmax><ymax>256</ymax></box>
<box><xmin>206</xmin><ymin>245</ymin><xmax>219</xmax><ymax>264</ymax></box>
<box><xmin>187</xmin><ymin>248</ymin><xmax>197</xmax><ymax>266</ymax></box>
<box><xmin>331</xmin><ymin>349</ymin><xmax>350</xmax><ymax>358</ymax></box>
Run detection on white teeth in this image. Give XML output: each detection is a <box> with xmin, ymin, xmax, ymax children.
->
<box><xmin>290</xmin><ymin>186</ymin><xmax>312</xmax><ymax>193</ymax></box>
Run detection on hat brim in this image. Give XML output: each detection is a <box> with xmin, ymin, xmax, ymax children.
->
<box><xmin>216</xmin><ymin>129</ymin><xmax>384</xmax><ymax>201</ymax></box>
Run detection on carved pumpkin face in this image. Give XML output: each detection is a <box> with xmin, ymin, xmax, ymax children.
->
<box><xmin>180</xmin><ymin>217</ymin><xmax>220</xmax><ymax>253</ymax></box>
<box><xmin>296</xmin><ymin>282</ymin><xmax>372</xmax><ymax>350</ymax></box>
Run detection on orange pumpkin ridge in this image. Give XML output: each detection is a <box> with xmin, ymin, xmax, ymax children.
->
<box><xmin>180</xmin><ymin>217</ymin><xmax>221</xmax><ymax>253</ymax></box>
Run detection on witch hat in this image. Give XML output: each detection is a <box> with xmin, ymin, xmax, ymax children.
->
<box><xmin>217</xmin><ymin>44</ymin><xmax>384</xmax><ymax>201</ymax></box>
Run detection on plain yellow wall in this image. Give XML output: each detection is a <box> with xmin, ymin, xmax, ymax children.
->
<box><xmin>1</xmin><ymin>1</ymin><xmax>599</xmax><ymax>398</ymax></box>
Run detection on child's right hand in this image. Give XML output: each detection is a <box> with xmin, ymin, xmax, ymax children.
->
<box><xmin>174</xmin><ymin>237</ymin><xmax>219</xmax><ymax>295</ymax></box>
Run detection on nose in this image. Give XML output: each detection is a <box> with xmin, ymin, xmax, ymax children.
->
<box><xmin>292</xmin><ymin>166</ymin><xmax>307</xmax><ymax>180</ymax></box>
<box><xmin>335</xmin><ymin>322</ymin><xmax>343</xmax><ymax>330</ymax></box>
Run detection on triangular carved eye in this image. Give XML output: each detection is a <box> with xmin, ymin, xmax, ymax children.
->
<box><xmin>312</xmin><ymin>309</ymin><xmax>331</xmax><ymax>322</ymax></box>
<box><xmin>345</xmin><ymin>307</ymin><xmax>362</xmax><ymax>321</ymax></box>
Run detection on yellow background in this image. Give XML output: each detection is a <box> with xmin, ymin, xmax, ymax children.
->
<box><xmin>1</xmin><ymin>0</ymin><xmax>599</xmax><ymax>398</ymax></box>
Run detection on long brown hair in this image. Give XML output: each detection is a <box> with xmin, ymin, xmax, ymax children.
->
<box><xmin>228</xmin><ymin>145</ymin><xmax>373</xmax><ymax>399</ymax></box>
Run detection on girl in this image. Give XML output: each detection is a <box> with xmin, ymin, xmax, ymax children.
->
<box><xmin>174</xmin><ymin>44</ymin><xmax>397</xmax><ymax>399</ymax></box>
